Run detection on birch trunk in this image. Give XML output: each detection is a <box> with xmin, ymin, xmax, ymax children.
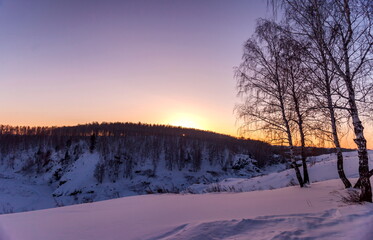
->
<box><xmin>340</xmin><ymin>1</ymin><xmax>371</xmax><ymax>200</ymax></box>
<box><xmin>322</xmin><ymin>0</ymin><xmax>371</xmax><ymax>202</ymax></box>
<box><xmin>354</xmin><ymin>169</ymin><xmax>373</xmax><ymax>188</ymax></box>
<box><xmin>345</xmin><ymin>79</ymin><xmax>372</xmax><ymax>201</ymax></box>
<box><xmin>290</xmin><ymin>77</ymin><xmax>309</xmax><ymax>184</ymax></box>
<box><xmin>322</xmin><ymin>57</ymin><xmax>352</xmax><ymax>188</ymax></box>
<box><xmin>279</xmin><ymin>84</ymin><xmax>304</xmax><ymax>187</ymax></box>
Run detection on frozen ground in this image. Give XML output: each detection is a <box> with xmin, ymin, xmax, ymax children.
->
<box><xmin>0</xmin><ymin>151</ymin><xmax>371</xmax><ymax>240</ymax></box>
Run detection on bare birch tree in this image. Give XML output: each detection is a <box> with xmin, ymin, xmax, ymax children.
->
<box><xmin>279</xmin><ymin>34</ymin><xmax>312</xmax><ymax>184</ymax></box>
<box><xmin>286</xmin><ymin>10</ymin><xmax>353</xmax><ymax>188</ymax></box>
<box><xmin>306</xmin><ymin>45</ymin><xmax>352</xmax><ymax>188</ymax></box>
<box><xmin>236</xmin><ymin>20</ymin><xmax>305</xmax><ymax>187</ymax></box>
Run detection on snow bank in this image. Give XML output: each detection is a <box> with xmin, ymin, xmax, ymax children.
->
<box><xmin>0</xmin><ymin>179</ymin><xmax>372</xmax><ymax>240</ymax></box>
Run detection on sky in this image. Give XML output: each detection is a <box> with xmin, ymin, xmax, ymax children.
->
<box><xmin>0</xmin><ymin>0</ymin><xmax>272</xmax><ymax>135</ymax></box>
<box><xmin>0</xmin><ymin>0</ymin><xmax>371</xmax><ymax>148</ymax></box>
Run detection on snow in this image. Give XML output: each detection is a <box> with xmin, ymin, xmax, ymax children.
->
<box><xmin>186</xmin><ymin>151</ymin><xmax>372</xmax><ymax>193</ymax></box>
<box><xmin>0</xmin><ymin>173</ymin><xmax>55</xmax><ymax>213</ymax></box>
<box><xmin>52</xmin><ymin>152</ymin><xmax>100</xmax><ymax>206</ymax></box>
<box><xmin>0</xmin><ymin>151</ymin><xmax>372</xmax><ymax>240</ymax></box>
<box><xmin>0</xmin><ymin>179</ymin><xmax>371</xmax><ymax>240</ymax></box>
<box><xmin>0</xmin><ymin>147</ymin><xmax>264</xmax><ymax>212</ymax></box>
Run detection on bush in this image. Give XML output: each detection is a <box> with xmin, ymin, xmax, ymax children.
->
<box><xmin>339</xmin><ymin>189</ymin><xmax>363</xmax><ymax>205</ymax></box>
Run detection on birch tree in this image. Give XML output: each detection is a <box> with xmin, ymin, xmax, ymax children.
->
<box><xmin>282</xmin><ymin>0</ymin><xmax>372</xmax><ymax>202</ymax></box>
<box><xmin>236</xmin><ymin>20</ymin><xmax>305</xmax><ymax>187</ymax></box>
<box><xmin>306</xmin><ymin>46</ymin><xmax>352</xmax><ymax>188</ymax></box>
<box><xmin>279</xmin><ymin>34</ymin><xmax>312</xmax><ymax>184</ymax></box>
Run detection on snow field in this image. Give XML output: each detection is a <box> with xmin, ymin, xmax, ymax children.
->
<box><xmin>0</xmin><ymin>151</ymin><xmax>372</xmax><ymax>239</ymax></box>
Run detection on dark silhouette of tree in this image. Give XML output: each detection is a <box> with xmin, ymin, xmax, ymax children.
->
<box><xmin>89</xmin><ymin>134</ymin><xmax>97</xmax><ymax>153</ymax></box>
<box><xmin>235</xmin><ymin>20</ymin><xmax>306</xmax><ymax>187</ymax></box>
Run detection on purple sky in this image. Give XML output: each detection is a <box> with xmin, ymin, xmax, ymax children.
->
<box><xmin>0</xmin><ymin>0</ymin><xmax>371</xmax><ymax>148</ymax></box>
<box><xmin>0</xmin><ymin>0</ymin><xmax>273</xmax><ymax>136</ymax></box>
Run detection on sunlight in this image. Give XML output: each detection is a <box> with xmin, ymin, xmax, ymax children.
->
<box><xmin>167</xmin><ymin>113</ymin><xmax>204</xmax><ymax>130</ymax></box>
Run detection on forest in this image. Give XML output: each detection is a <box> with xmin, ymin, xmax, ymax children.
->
<box><xmin>0</xmin><ymin>122</ymin><xmax>341</xmax><ymax>187</ymax></box>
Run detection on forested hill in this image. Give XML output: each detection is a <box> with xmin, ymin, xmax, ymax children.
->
<box><xmin>0</xmin><ymin>122</ymin><xmax>352</xmax><ymax>212</ymax></box>
<box><xmin>0</xmin><ymin>122</ymin><xmax>275</xmax><ymax>210</ymax></box>
<box><xmin>0</xmin><ymin>122</ymin><xmax>245</xmax><ymax>146</ymax></box>
<box><xmin>0</xmin><ymin>122</ymin><xmax>273</xmax><ymax>166</ymax></box>
<box><xmin>1</xmin><ymin>122</ymin><xmax>234</xmax><ymax>138</ymax></box>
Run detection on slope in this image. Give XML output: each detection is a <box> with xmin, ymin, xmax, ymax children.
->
<box><xmin>0</xmin><ymin>152</ymin><xmax>372</xmax><ymax>240</ymax></box>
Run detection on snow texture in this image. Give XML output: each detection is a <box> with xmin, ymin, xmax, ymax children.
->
<box><xmin>0</xmin><ymin>151</ymin><xmax>372</xmax><ymax>240</ymax></box>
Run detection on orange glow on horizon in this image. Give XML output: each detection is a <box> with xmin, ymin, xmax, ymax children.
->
<box><xmin>166</xmin><ymin>113</ymin><xmax>206</xmax><ymax>130</ymax></box>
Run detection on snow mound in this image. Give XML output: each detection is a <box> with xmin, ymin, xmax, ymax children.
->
<box><xmin>150</xmin><ymin>206</ymin><xmax>373</xmax><ymax>240</ymax></box>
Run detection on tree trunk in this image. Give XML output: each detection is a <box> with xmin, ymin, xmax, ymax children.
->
<box><xmin>279</xmin><ymin>84</ymin><xmax>304</xmax><ymax>187</ymax></box>
<box><xmin>292</xmin><ymin>85</ymin><xmax>309</xmax><ymax>184</ymax></box>
<box><xmin>289</xmin><ymin>143</ymin><xmax>304</xmax><ymax>187</ymax></box>
<box><xmin>342</xmin><ymin>28</ymin><xmax>371</xmax><ymax>201</ymax></box>
<box><xmin>350</xmin><ymin>110</ymin><xmax>371</xmax><ymax>202</ymax></box>
<box><xmin>354</xmin><ymin>169</ymin><xmax>373</xmax><ymax>188</ymax></box>
<box><xmin>344</xmin><ymin>64</ymin><xmax>372</xmax><ymax>202</ymax></box>
<box><xmin>299</xmin><ymin>131</ymin><xmax>309</xmax><ymax>184</ymax></box>
<box><xmin>324</xmin><ymin>66</ymin><xmax>352</xmax><ymax>188</ymax></box>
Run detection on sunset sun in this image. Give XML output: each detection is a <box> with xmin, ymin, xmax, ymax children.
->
<box><xmin>167</xmin><ymin>113</ymin><xmax>205</xmax><ymax>130</ymax></box>
<box><xmin>169</xmin><ymin>119</ymin><xmax>199</xmax><ymax>129</ymax></box>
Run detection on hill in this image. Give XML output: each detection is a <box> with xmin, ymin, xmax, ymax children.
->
<box><xmin>0</xmin><ymin>122</ymin><xmax>355</xmax><ymax>213</ymax></box>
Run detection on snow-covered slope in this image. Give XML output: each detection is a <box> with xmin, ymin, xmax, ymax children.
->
<box><xmin>0</xmin><ymin>151</ymin><xmax>372</xmax><ymax>240</ymax></box>
<box><xmin>0</xmin><ymin>179</ymin><xmax>371</xmax><ymax>240</ymax></box>
<box><xmin>187</xmin><ymin>151</ymin><xmax>373</xmax><ymax>193</ymax></box>
<box><xmin>0</xmin><ymin>173</ymin><xmax>55</xmax><ymax>213</ymax></box>
<box><xmin>0</xmin><ymin>142</ymin><xmax>262</xmax><ymax>213</ymax></box>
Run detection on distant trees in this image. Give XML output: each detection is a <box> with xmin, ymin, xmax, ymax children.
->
<box><xmin>237</xmin><ymin>0</ymin><xmax>372</xmax><ymax>201</ymax></box>
<box><xmin>0</xmin><ymin>122</ymin><xmax>276</xmax><ymax>185</ymax></box>
<box><xmin>94</xmin><ymin>162</ymin><xmax>105</xmax><ymax>183</ymax></box>
<box><xmin>89</xmin><ymin>134</ymin><xmax>96</xmax><ymax>153</ymax></box>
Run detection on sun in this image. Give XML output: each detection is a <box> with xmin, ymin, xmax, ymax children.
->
<box><xmin>167</xmin><ymin>113</ymin><xmax>204</xmax><ymax>130</ymax></box>
<box><xmin>170</xmin><ymin>119</ymin><xmax>199</xmax><ymax>129</ymax></box>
